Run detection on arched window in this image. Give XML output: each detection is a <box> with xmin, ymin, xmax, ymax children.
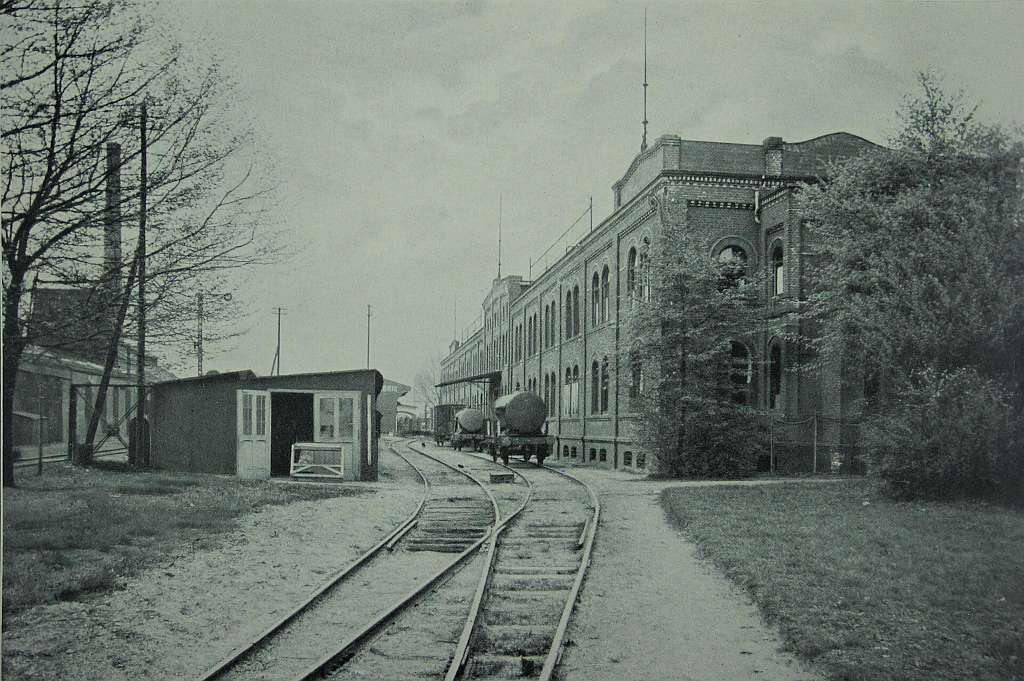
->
<box><xmin>564</xmin><ymin>367</ymin><xmax>572</xmax><ymax>416</ymax></box>
<box><xmin>589</xmin><ymin>448</ymin><xmax>597</xmax><ymax>462</ymax></box>
<box><xmin>623</xmin><ymin>450</ymin><xmax>633</xmax><ymax>466</ymax></box>
<box><xmin>626</xmin><ymin>247</ymin><xmax>637</xmax><ymax>297</ymax></box>
<box><xmin>599</xmin><ymin>448</ymin><xmax>607</xmax><ymax>462</ymax></box>
<box><xmin>591</xmin><ymin>360</ymin><xmax>600</xmax><ymax>413</ymax></box>
<box><xmin>543</xmin><ymin>305</ymin><xmax>549</xmax><ymax>348</ymax></box>
<box><xmin>630</xmin><ymin>354</ymin><xmax>643</xmax><ymax>405</ymax></box>
<box><xmin>600</xmin><ymin>356</ymin><xmax>609</xmax><ymax>412</ymax></box>
<box><xmin>591</xmin><ymin>272</ymin><xmax>600</xmax><ymax>325</ymax></box>
<box><xmin>571</xmin><ymin>446</ymin><xmax>577</xmax><ymax>459</ymax></box>
<box><xmin>730</xmin><ymin>341</ymin><xmax>752</xmax><ymax>405</ymax></box>
<box><xmin>572</xmin><ymin>286</ymin><xmax>580</xmax><ymax>336</ymax></box>
<box><xmin>769</xmin><ymin>341</ymin><xmax>783</xmax><ymax>410</ymax></box>
<box><xmin>563</xmin><ymin>445</ymin><xmax>569</xmax><ymax>458</ymax></box>
<box><xmin>639</xmin><ymin>251</ymin><xmax>650</xmax><ymax>301</ymax></box>
<box><xmin>772</xmin><ymin>243</ymin><xmax>785</xmax><ymax>297</ymax></box>
<box><xmin>551</xmin><ymin>372</ymin><xmax>557</xmax><ymax>415</ymax></box>
<box><xmin>717</xmin><ymin>245</ymin><xmax>748</xmax><ymax>287</ymax></box>
<box><xmin>573</xmin><ymin>365</ymin><xmax>580</xmax><ymax>415</ymax></box>
<box><xmin>565</xmin><ymin>291</ymin><xmax>572</xmax><ymax>338</ymax></box>
<box><xmin>601</xmin><ymin>266</ymin><xmax>609</xmax><ymax>322</ymax></box>
<box><xmin>543</xmin><ymin>374</ymin><xmax>549</xmax><ymax>412</ymax></box>
<box><xmin>636</xmin><ymin>452</ymin><xmax>646</xmax><ymax>468</ymax></box>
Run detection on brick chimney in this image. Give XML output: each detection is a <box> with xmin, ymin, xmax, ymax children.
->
<box><xmin>763</xmin><ymin>136</ymin><xmax>784</xmax><ymax>176</ymax></box>
<box><xmin>104</xmin><ymin>142</ymin><xmax>123</xmax><ymax>292</ymax></box>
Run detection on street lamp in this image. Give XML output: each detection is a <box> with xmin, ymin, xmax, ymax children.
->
<box><xmin>195</xmin><ymin>291</ymin><xmax>232</xmax><ymax>376</ymax></box>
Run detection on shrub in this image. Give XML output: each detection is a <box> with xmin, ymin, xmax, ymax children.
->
<box><xmin>651</xmin><ymin>397</ymin><xmax>766</xmax><ymax>479</ymax></box>
<box><xmin>864</xmin><ymin>367</ymin><xmax>1023</xmax><ymax>501</ymax></box>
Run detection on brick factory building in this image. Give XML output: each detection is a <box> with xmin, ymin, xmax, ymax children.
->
<box><xmin>438</xmin><ymin>132</ymin><xmax>881</xmax><ymax>471</ymax></box>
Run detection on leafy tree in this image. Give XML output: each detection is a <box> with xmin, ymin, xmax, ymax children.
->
<box><xmin>800</xmin><ymin>71</ymin><xmax>1024</xmax><ymax>500</ymax></box>
<box><xmin>2</xmin><ymin>0</ymin><xmax>279</xmax><ymax>485</ymax></box>
<box><xmin>626</xmin><ymin>202</ymin><xmax>768</xmax><ymax>478</ymax></box>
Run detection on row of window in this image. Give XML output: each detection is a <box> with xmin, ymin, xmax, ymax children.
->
<box><xmin>557</xmin><ymin>444</ymin><xmax>646</xmax><ymax>468</ymax></box>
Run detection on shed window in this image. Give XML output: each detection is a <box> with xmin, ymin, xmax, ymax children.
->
<box><xmin>255</xmin><ymin>395</ymin><xmax>266</xmax><ymax>435</ymax></box>
<box><xmin>242</xmin><ymin>393</ymin><xmax>253</xmax><ymax>435</ymax></box>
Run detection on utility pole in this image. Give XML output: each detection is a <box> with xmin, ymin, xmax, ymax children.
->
<box><xmin>136</xmin><ymin>99</ymin><xmax>148</xmax><ymax>467</ymax></box>
<box><xmin>271</xmin><ymin>306</ymin><xmax>285</xmax><ymax>376</ymax></box>
<box><xmin>366</xmin><ymin>304</ymin><xmax>372</xmax><ymax>368</ymax></box>
<box><xmin>196</xmin><ymin>293</ymin><xmax>204</xmax><ymax>376</ymax></box>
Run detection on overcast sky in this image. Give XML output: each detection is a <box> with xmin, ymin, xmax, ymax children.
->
<box><xmin>162</xmin><ymin>0</ymin><xmax>1024</xmax><ymax>390</ymax></box>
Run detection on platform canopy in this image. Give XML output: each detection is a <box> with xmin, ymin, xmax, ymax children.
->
<box><xmin>435</xmin><ymin>370</ymin><xmax>502</xmax><ymax>389</ymax></box>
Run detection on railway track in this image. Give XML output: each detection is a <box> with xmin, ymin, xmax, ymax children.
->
<box><xmin>195</xmin><ymin>440</ymin><xmax>500</xmax><ymax>681</ymax></box>
<box><xmin>436</xmin><ymin>447</ymin><xmax>600</xmax><ymax>681</ymax></box>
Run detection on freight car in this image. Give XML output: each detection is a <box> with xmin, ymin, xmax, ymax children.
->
<box><xmin>488</xmin><ymin>391</ymin><xmax>552</xmax><ymax>466</ymax></box>
<box><xmin>452</xmin><ymin>408</ymin><xmax>488</xmax><ymax>451</ymax></box>
<box><xmin>433</xmin><ymin>404</ymin><xmax>464</xmax><ymax>446</ymax></box>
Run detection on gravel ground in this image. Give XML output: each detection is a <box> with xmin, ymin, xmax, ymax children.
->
<box><xmin>558</xmin><ymin>469</ymin><xmax>826</xmax><ymax>681</ymax></box>
<box><xmin>1</xmin><ymin>447</ymin><xmax>423</xmax><ymax>681</ymax></box>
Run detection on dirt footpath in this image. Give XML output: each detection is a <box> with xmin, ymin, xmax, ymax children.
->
<box><xmin>559</xmin><ymin>469</ymin><xmax>822</xmax><ymax>681</ymax></box>
<box><xmin>1</xmin><ymin>446</ymin><xmax>422</xmax><ymax>681</ymax></box>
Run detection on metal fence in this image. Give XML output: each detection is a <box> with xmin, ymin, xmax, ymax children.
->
<box><xmin>764</xmin><ymin>413</ymin><xmax>866</xmax><ymax>475</ymax></box>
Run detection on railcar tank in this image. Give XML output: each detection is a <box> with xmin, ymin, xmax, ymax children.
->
<box><xmin>490</xmin><ymin>391</ymin><xmax>552</xmax><ymax>465</ymax></box>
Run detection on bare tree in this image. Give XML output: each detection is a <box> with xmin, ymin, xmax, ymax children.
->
<box><xmin>2</xmin><ymin>0</ymin><xmax>279</xmax><ymax>485</ymax></box>
<box><xmin>412</xmin><ymin>355</ymin><xmax>442</xmax><ymax>416</ymax></box>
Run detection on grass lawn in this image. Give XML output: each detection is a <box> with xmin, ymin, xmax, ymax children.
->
<box><xmin>661</xmin><ymin>479</ymin><xmax>1024</xmax><ymax>681</ymax></box>
<box><xmin>2</xmin><ymin>462</ymin><xmax>365</xmax><ymax>615</ymax></box>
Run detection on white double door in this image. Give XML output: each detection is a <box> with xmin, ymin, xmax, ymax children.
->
<box><xmin>237</xmin><ymin>389</ymin><xmax>271</xmax><ymax>479</ymax></box>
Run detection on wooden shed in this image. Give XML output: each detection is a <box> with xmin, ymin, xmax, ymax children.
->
<box><xmin>151</xmin><ymin>369</ymin><xmax>382</xmax><ymax>481</ymax></box>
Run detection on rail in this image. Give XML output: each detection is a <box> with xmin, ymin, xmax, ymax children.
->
<box><xmin>196</xmin><ymin>441</ymin><xmax>433</xmax><ymax>681</ymax></box>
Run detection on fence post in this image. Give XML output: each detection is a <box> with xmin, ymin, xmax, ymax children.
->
<box><xmin>812</xmin><ymin>413</ymin><xmax>818</xmax><ymax>474</ymax></box>
<box><xmin>67</xmin><ymin>385</ymin><xmax>77</xmax><ymax>462</ymax></box>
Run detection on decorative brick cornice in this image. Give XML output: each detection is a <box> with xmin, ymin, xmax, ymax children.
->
<box><xmin>666</xmin><ymin>171</ymin><xmax>795</xmax><ymax>189</ymax></box>
<box><xmin>686</xmin><ymin>200</ymin><xmax>754</xmax><ymax>210</ymax></box>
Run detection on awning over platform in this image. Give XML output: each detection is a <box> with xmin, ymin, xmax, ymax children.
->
<box><xmin>435</xmin><ymin>370</ymin><xmax>502</xmax><ymax>388</ymax></box>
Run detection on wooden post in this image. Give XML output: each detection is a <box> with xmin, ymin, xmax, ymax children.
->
<box><xmin>68</xmin><ymin>385</ymin><xmax>77</xmax><ymax>462</ymax></box>
<box><xmin>812</xmin><ymin>414</ymin><xmax>818</xmax><ymax>474</ymax></box>
<box><xmin>36</xmin><ymin>384</ymin><xmax>44</xmax><ymax>476</ymax></box>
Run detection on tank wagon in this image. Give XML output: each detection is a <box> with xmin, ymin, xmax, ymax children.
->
<box><xmin>489</xmin><ymin>391</ymin><xmax>552</xmax><ymax>465</ymax></box>
<box><xmin>432</xmin><ymin>404</ymin><xmax>463</xmax><ymax>446</ymax></box>
<box><xmin>452</xmin><ymin>408</ymin><xmax>488</xmax><ymax>451</ymax></box>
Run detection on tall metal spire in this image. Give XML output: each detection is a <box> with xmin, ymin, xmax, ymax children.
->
<box><xmin>641</xmin><ymin>8</ymin><xmax>649</xmax><ymax>152</ymax></box>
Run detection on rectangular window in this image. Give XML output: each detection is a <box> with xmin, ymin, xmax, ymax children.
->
<box><xmin>242</xmin><ymin>393</ymin><xmax>253</xmax><ymax>435</ymax></box>
<box><xmin>255</xmin><ymin>395</ymin><xmax>266</xmax><ymax>435</ymax></box>
<box><xmin>338</xmin><ymin>397</ymin><xmax>354</xmax><ymax>438</ymax></box>
<box><xmin>318</xmin><ymin>397</ymin><xmax>336</xmax><ymax>439</ymax></box>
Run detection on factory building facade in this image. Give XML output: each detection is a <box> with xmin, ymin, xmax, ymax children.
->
<box><xmin>439</xmin><ymin>132</ymin><xmax>881</xmax><ymax>471</ymax></box>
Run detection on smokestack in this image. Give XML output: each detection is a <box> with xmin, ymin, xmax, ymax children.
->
<box><xmin>104</xmin><ymin>142</ymin><xmax>123</xmax><ymax>292</ymax></box>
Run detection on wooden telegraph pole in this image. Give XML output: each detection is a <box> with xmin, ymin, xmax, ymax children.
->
<box><xmin>135</xmin><ymin>99</ymin><xmax>148</xmax><ymax>466</ymax></box>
